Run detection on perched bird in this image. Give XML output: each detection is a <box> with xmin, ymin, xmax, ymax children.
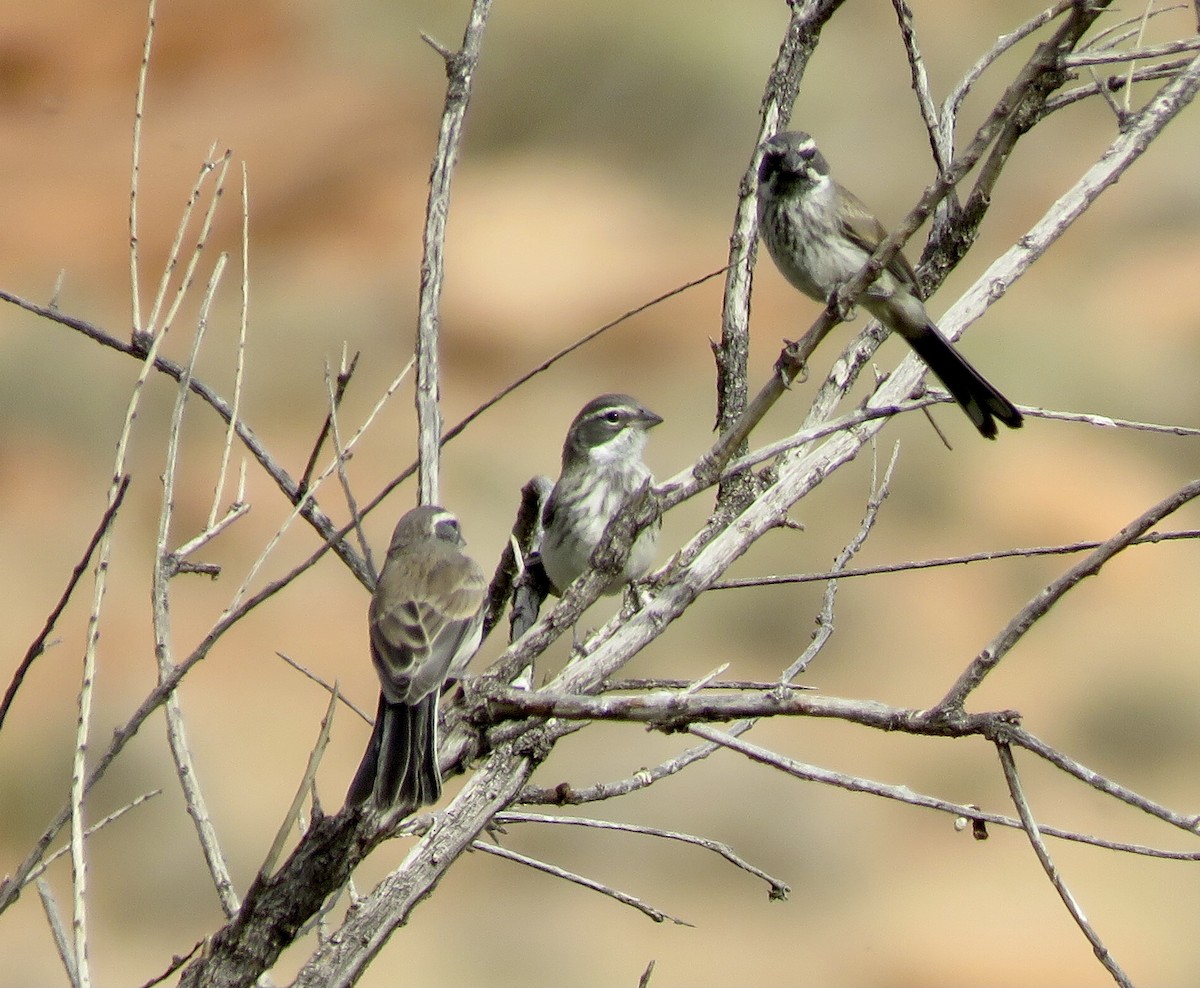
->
<box><xmin>346</xmin><ymin>505</ymin><xmax>487</xmax><ymax>815</ymax></box>
<box><xmin>540</xmin><ymin>393</ymin><xmax>662</xmax><ymax>596</ymax></box>
<box><xmin>756</xmin><ymin>130</ymin><xmax>1022</xmax><ymax>439</ymax></box>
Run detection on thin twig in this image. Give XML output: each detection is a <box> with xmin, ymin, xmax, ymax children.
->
<box><xmin>1</xmin><ymin>476</ymin><xmax>131</xmax><ymax>733</ymax></box>
<box><xmin>939</xmin><ymin>2</ymin><xmax>1072</xmax><ymax>154</ymax></box>
<box><xmin>692</xmin><ymin>724</ymin><xmax>1200</xmax><ymax>859</ymax></box>
<box><xmin>222</xmin><ymin>357</ymin><xmax>414</xmax><ymax>616</ymax></box>
<box><xmin>153</xmin><ymin>252</ymin><xmax>239</xmax><ymax>918</ymax></box>
<box><xmin>470</xmin><ymin>840</ymin><xmax>693</xmax><ymax>926</ymax></box>
<box><xmin>1081</xmin><ymin>3</ymin><xmax>1186</xmax><ymax>49</ymax></box>
<box><xmin>0</xmin><ymin>285</ymin><xmax>377</xmax><ymax>589</ymax></box>
<box><xmin>1009</xmin><ymin>724</ymin><xmax>1200</xmax><ymax>835</ymax></box>
<box><xmin>1045</xmin><ymin>59</ymin><xmax>1188</xmax><ymax>114</ymax></box>
<box><xmin>145</xmin><ymin>149</ymin><xmax>232</xmax><ymax>342</ymax></box>
<box><xmin>134</xmin><ymin>940</ymin><xmax>203</xmax><ymax>988</ymax></box>
<box><xmin>171</xmin><ymin>501</ymin><xmax>252</xmax><ymax>566</ymax></box>
<box><xmin>208</xmin><ymin>162</ymin><xmax>251</xmax><ymax>530</ymax></box>
<box><xmin>22</xmin><ymin>791</ymin><xmax>162</xmax><ymax>887</ymax></box>
<box><xmin>36</xmin><ymin>880</ymin><xmax>80</xmax><ymax>988</ymax></box>
<box><xmin>657</xmin><ymin>397</ymin><xmax>938</xmax><ymax>508</ymax></box>
<box><xmin>518</xmin><ymin>721</ymin><xmax>758</xmax><ymax>807</ymax></box>
<box><xmin>932</xmin><ymin>478</ymin><xmax>1200</xmax><ymax>714</ymax></box>
<box><xmin>128</xmin><ymin>0</ymin><xmax>156</xmax><ymax>341</ymax></box>
<box><xmin>709</xmin><ymin>528</ymin><xmax>1200</xmax><ymax>590</ymax></box>
<box><xmin>998</xmin><ymin>743</ymin><xmax>1133</xmax><ymax>988</ymax></box>
<box><xmin>260</xmin><ymin>686</ymin><xmax>339</xmax><ymax>879</ymax></box>
<box><xmin>1122</xmin><ymin>0</ymin><xmax>1157</xmax><ymax>117</ymax></box>
<box><xmin>665</xmin><ymin>399</ymin><xmax>1197</xmax><ymax>519</ymax></box>
<box><xmin>414</xmin><ymin>2</ymin><xmax>493</xmax><ymax>505</ymax></box>
<box><xmin>781</xmin><ymin>441</ymin><xmax>900</xmax><ymax>681</ymax></box>
<box><xmin>1064</xmin><ymin>35</ymin><xmax>1200</xmax><ymax>66</ymax></box>
<box><xmin>298</xmin><ymin>348</ymin><xmax>360</xmax><ymax>499</ymax></box>
<box><xmin>892</xmin><ymin>0</ymin><xmax>950</xmax><ymax>171</ymax></box>
<box><xmin>495</xmin><ymin>812</ymin><xmax>790</xmax><ymax>900</ymax></box>
<box><xmin>325</xmin><ymin>353</ymin><xmax>375</xmax><ymax>578</ymax></box>
<box><xmin>275</xmin><ymin>652</ymin><xmax>373</xmax><ymax>724</ymax></box>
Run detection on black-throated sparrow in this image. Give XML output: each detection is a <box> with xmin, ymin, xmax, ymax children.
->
<box><xmin>757</xmin><ymin>130</ymin><xmax>1022</xmax><ymax>439</ymax></box>
<box><xmin>346</xmin><ymin>505</ymin><xmax>486</xmax><ymax>815</ymax></box>
<box><xmin>540</xmin><ymin>393</ymin><xmax>662</xmax><ymax>595</ymax></box>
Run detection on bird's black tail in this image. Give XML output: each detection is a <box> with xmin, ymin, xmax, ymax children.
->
<box><xmin>902</xmin><ymin>322</ymin><xmax>1023</xmax><ymax>439</ymax></box>
<box><xmin>345</xmin><ymin>692</ymin><xmax>441</xmax><ymax>813</ymax></box>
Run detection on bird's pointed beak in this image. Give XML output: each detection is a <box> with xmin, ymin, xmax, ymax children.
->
<box><xmin>638</xmin><ymin>408</ymin><xmax>664</xmax><ymax>429</ymax></box>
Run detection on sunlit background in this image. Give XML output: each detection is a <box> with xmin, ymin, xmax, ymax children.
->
<box><xmin>2</xmin><ymin>1</ymin><xmax>1200</xmax><ymax>985</ymax></box>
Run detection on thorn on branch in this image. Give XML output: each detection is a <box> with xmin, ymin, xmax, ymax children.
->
<box><xmin>420</xmin><ymin>31</ymin><xmax>460</xmax><ymax>72</ymax></box>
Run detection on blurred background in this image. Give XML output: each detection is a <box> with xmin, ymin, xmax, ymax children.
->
<box><xmin>2</xmin><ymin>0</ymin><xmax>1199</xmax><ymax>985</ymax></box>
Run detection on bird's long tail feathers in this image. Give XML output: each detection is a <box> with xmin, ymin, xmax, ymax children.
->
<box><xmin>901</xmin><ymin>322</ymin><xmax>1023</xmax><ymax>439</ymax></box>
<box><xmin>345</xmin><ymin>692</ymin><xmax>441</xmax><ymax>814</ymax></box>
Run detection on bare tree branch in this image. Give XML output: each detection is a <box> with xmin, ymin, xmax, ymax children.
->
<box><xmin>21</xmin><ymin>792</ymin><xmax>162</xmax><ymax>890</ymax></box>
<box><xmin>709</xmin><ymin>528</ymin><xmax>1200</xmax><ymax>591</ymax></box>
<box><xmin>36</xmin><ymin>879</ymin><xmax>80</xmax><ymax>988</ymax></box>
<box><xmin>712</xmin><ymin>0</ymin><xmax>845</xmax><ymax>475</ymax></box>
<box><xmin>494</xmin><ymin>812</ymin><xmax>791</xmax><ymax>900</ymax></box>
<box><xmin>1</xmin><ymin>476</ymin><xmax>130</xmax><ymax>733</ymax></box>
<box><xmin>0</xmin><ymin>285</ymin><xmax>377</xmax><ymax>588</ymax></box>
<box><xmin>998</xmin><ymin>743</ymin><xmax>1133</xmax><ymax>988</ymax></box>
<box><xmin>783</xmin><ymin>440</ymin><xmax>900</xmax><ymax>681</ymax></box>
<box><xmin>153</xmin><ymin>250</ymin><xmax>240</xmax><ymax>918</ymax></box>
<box><xmin>414</xmin><ymin>1</ymin><xmax>493</xmax><ymax>505</ymax></box>
<box><xmin>471</xmin><ymin>840</ymin><xmax>693</xmax><ymax>926</ymax></box>
<box><xmin>286</xmin><ymin>739</ymin><xmax>538</xmax><ymax>988</ymax></box>
<box><xmin>127</xmin><ymin>0</ymin><xmax>155</xmax><ymax>342</ymax></box>
<box><xmin>891</xmin><ymin>0</ymin><xmax>950</xmax><ymax>171</ymax></box>
<box><xmin>932</xmin><ymin>478</ymin><xmax>1200</xmax><ymax>714</ymax></box>
<box><xmin>297</xmin><ymin>349</ymin><xmax>361</xmax><ymax>501</ymax></box>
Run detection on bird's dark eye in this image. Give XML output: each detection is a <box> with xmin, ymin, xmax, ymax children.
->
<box><xmin>434</xmin><ymin>517</ymin><xmax>462</xmax><ymax>543</ymax></box>
<box><xmin>604</xmin><ymin>411</ymin><xmax>621</xmax><ymax>424</ymax></box>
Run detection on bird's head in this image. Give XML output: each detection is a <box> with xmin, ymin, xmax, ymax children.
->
<box><xmin>758</xmin><ymin>130</ymin><xmax>830</xmax><ymax>195</ymax></box>
<box><xmin>562</xmin><ymin>393</ymin><xmax>663</xmax><ymax>472</ymax></box>
<box><xmin>387</xmin><ymin>505</ymin><xmax>466</xmax><ymax>555</ymax></box>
